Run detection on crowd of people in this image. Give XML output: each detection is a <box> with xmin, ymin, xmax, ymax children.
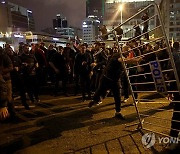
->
<box><xmin>0</xmin><ymin>41</ymin><xmax>108</xmax><ymax>121</ymax></box>
<box><xmin>0</xmin><ymin>31</ymin><xmax>180</xmax><ymax>143</ymax></box>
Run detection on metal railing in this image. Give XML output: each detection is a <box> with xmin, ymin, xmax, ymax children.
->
<box><xmin>98</xmin><ymin>2</ymin><xmax>180</xmax><ymax>140</ymax></box>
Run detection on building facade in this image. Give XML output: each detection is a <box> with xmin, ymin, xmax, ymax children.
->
<box><xmin>0</xmin><ymin>1</ymin><xmax>35</xmax><ymax>49</ymax></box>
<box><xmin>25</xmin><ymin>31</ymin><xmax>69</xmax><ymax>47</ymax></box>
<box><xmin>86</xmin><ymin>0</ymin><xmax>105</xmax><ymax>23</ymax></box>
<box><xmin>0</xmin><ymin>1</ymin><xmax>11</xmax><ymax>33</ymax></box>
<box><xmin>82</xmin><ymin>16</ymin><xmax>100</xmax><ymax>44</ymax></box>
<box><xmin>104</xmin><ymin>0</ymin><xmax>154</xmax><ymax>39</ymax></box>
<box><xmin>0</xmin><ymin>1</ymin><xmax>35</xmax><ymax>32</ymax></box>
<box><xmin>53</xmin><ymin>14</ymin><xmax>68</xmax><ymax>30</ymax></box>
<box><xmin>53</xmin><ymin>14</ymin><xmax>80</xmax><ymax>39</ymax></box>
<box><xmin>56</xmin><ymin>27</ymin><xmax>75</xmax><ymax>38</ymax></box>
<box><xmin>160</xmin><ymin>0</ymin><xmax>180</xmax><ymax>41</ymax></box>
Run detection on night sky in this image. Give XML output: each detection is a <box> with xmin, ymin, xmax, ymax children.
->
<box><xmin>9</xmin><ymin>0</ymin><xmax>86</xmax><ymax>31</ymax></box>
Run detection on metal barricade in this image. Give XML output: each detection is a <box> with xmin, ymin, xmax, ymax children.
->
<box><xmin>99</xmin><ymin>2</ymin><xmax>180</xmax><ymax>138</ymax></box>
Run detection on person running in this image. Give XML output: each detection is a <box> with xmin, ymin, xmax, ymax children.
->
<box><xmin>88</xmin><ymin>52</ymin><xmax>142</xmax><ymax>119</ymax></box>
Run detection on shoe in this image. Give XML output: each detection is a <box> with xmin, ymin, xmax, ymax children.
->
<box><xmin>23</xmin><ymin>102</ymin><xmax>30</xmax><ymax>110</ymax></box>
<box><xmin>88</xmin><ymin>100</ymin><xmax>102</xmax><ymax>108</ymax></box>
<box><xmin>63</xmin><ymin>93</ymin><xmax>70</xmax><ymax>97</ymax></box>
<box><xmin>115</xmin><ymin>112</ymin><xmax>125</xmax><ymax>120</ymax></box>
<box><xmin>82</xmin><ymin>99</ymin><xmax>86</xmax><ymax>102</ymax></box>
<box><xmin>82</xmin><ymin>96</ymin><xmax>86</xmax><ymax>102</ymax></box>
<box><xmin>123</xmin><ymin>98</ymin><xmax>129</xmax><ymax>103</ymax></box>
<box><xmin>87</xmin><ymin>95</ymin><xmax>91</xmax><ymax>100</ymax></box>
<box><xmin>35</xmin><ymin>99</ymin><xmax>41</xmax><ymax>104</ymax></box>
<box><xmin>29</xmin><ymin>100</ymin><xmax>34</xmax><ymax>104</ymax></box>
<box><xmin>98</xmin><ymin>101</ymin><xmax>102</xmax><ymax>105</ymax></box>
<box><xmin>24</xmin><ymin>105</ymin><xmax>30</xmax><ymax>110</ymax></box>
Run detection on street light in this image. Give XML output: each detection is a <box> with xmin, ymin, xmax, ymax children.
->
<box><xmin>119</xmin><ymin>4</ymin><xmax>123</xmax><ymax>24</ymax></box>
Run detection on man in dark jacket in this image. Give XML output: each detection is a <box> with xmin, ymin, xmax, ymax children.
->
<box><xmin>133</xmin><ymin>24</ymin><xmax>141</xmax><ymax>41</ymax></box>
<box><xmin>0</xmin><ymin>47</ymin><xmax>14</xmax><ymax>120</ymax></box>
<box><xmin>91</xmin><ymin>42</ymin><xmax>108</xmax><ymax>90</ymax></box>
<box><xmin>99</xmin><ymin>25</ymin><xmax>108</xmax><ymax>40</ymax></box>
<box><xmin>115</xmin><ymin>26</ymin><xmax>123</xmax><ymax>42</ymax></box>
<box><xmin>89</xmin><ymin>53</ymin><xmax>141</xmax><ymax>119</ymax></box>
<box><xmin>63</xmin><ymin>43</ymin><xmax>75</xmax><ymax>83</ymax></box>
<box><xmin>32</xmin><ymin>44</ymin><xmax>48</xmax><ymax>86</ymax></box>
<box><xmin>0</xmin><ymin>54</ymin><xmax>9</xmax><ymax>120</ymax></box>
<box><xmin>49</xmin><ymin>46</ymin><xmax>69</xmax><ymax>96</ymax></box>
<box><xmin>74</xmin><ymin>44</ymin><xmax>93</xmax><ymax>101</ymax></box>
<box><xmin>6</xmin><ymin>46</ymin><xmax>30</xmax><ymax>109</ymax></box>
<box><xmin>142</xmin><ymin>12</ymin><xmax>149</xmax><ymax>40</ymax></box>
<box><xmin>20</xmin><ymin>44</ymin><xmax>40</xmax><ymax>104</ymax></box>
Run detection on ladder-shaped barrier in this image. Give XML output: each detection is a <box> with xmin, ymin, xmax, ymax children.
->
<box><xmin>99</xmin><ymin>2</ymin><xmax>180</xmax><ymax>138</ymax></box>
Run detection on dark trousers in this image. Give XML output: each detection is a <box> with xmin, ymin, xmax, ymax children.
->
<box><xmin>121</xmin><ymin>73</ymin><xmax>129</xmax><ymax>99</ymax></box>
<box><xmin>54</xmin><ymin>73</ymin><xmax>67</xmax><ymax>95</ymax></box>
<box><xmin>12</xmin><ymin>74</ymin><xmax>29</xmax><ymax>107</ymax></box>
<box><xmin>80</xmin><ymin>74</ymin><xmax>91</xmax><ymax>99</ymax></box>
<box><xmin>74</xmin><ymin>74</ymin><xmax>80</xmax><ymax>95</ymax></box>
<box><xmin>170</xmin><ymin>92</ymin><xmax>180</xmax><ymax>137</ymax></box>
<box><xmin>25</xmin><ymin>75</ymin><xmax>39</xmax><ymax>102</ymax></box>
<box><xmin>93</xmin><ymin>76</ymin><xmax>121</xmax><ymax>112</ymax></box>
<box><xmin>90</xmin><ymin>71</ymin><xmax>102</xmax><ymax>92</ymax></box>
<box><xmin>90</xmin><ymin>73</ymin><xmax>96</xmax><ymax>92</ymax></box>
<box><xmin>36</xmin><ymin>67</ymin><xmax>47</xmax><ymax>87</ymax></box>
<box><xmin>95</xmin><ymin>70</ymin><xmax>103</xmax><ymax>90</ymax></box>
<box><xmin>143</xmin><ymin>25</ymin><xmax>149</xmax><ymax>40</ymax></box>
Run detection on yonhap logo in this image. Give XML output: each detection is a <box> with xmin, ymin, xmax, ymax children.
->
<box><xmin>142</xmin><ymin>133</ymin><xmax>156</xmax><ymax>148</ymax></box>
<box><xmin>142</xmin><ymin>133</ymin><xmax>180</xmax><ymax>148</ymax></box>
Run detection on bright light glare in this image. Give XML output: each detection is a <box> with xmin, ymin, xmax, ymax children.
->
<box><xmin>53</xmin><ymin>38</ymin><xmax>59</xmax><ymax>41</ymax></box>
<box><xmin>119</xmin><ymin>4</ymin><xmax>123</xmax><ymax>11</ymax></box>
<box><xmin>14</xmin><ymin>34</ymin><xmax>24</xmax><ymax>38</ymax></box>
<box><xmin>27</xmin><ymin>10</ymin><xmax>32</xmax><ymax>13</ymax></box>
<box><xmin>83</xmin><ymin>25</ymin><xmax>88</xmax><ymax>28</ymax></box>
